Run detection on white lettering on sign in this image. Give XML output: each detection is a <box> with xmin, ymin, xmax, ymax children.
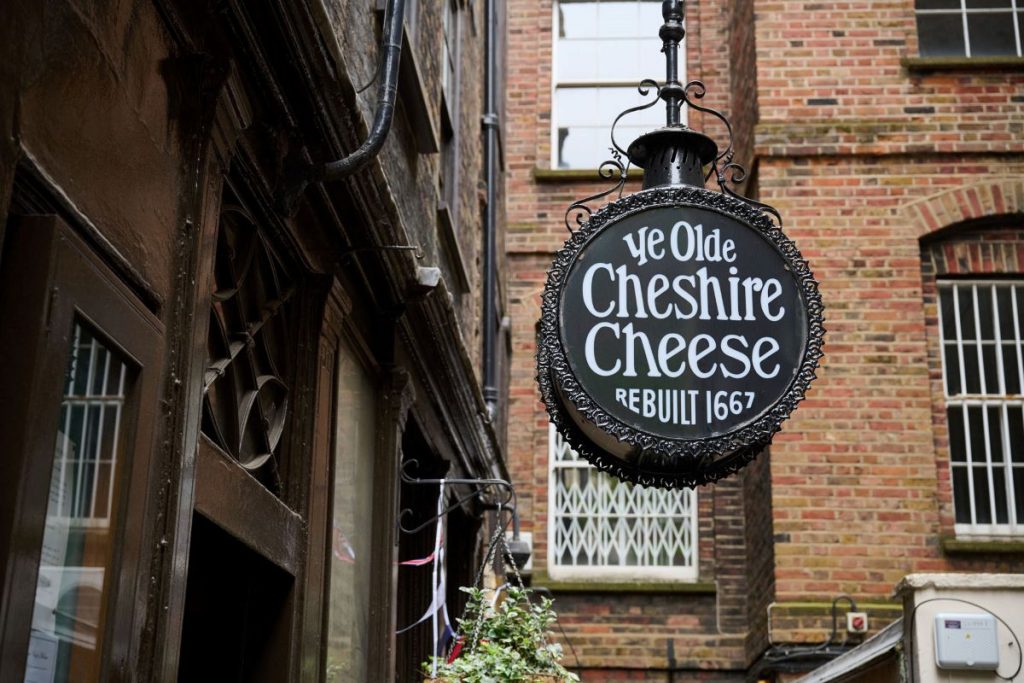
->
<box><xmin>579</xmin><ymin>264</ymin><xmax>785</xmax><ymax>322</ymax></box>
<box><xmin>571</xmin><ymin>215</ymin><xmax>797</xmax><ymax>429</ymax></box>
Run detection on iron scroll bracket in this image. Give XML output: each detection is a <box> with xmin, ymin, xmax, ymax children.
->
<box><xmin>566</xmin><ymin>76</ymin><xmax>784</xmax><ymax>230</ymax></box>
<box><xmin>397</xmin><ymin>458</ymin><xmax>519</xmax><ymax>536</ymax></box>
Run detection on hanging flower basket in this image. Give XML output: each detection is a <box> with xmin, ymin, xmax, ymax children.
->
<box><xmin>420</xmin><ymin>585</ymin><xmax>579</xmax><ymax>683</ymax></box>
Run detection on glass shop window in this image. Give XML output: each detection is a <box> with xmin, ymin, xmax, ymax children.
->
<box><xmin>939</xmin><ymin>281</ymin><xmax>1024</xmax><ymax>536</ymax></box>
<box><xmin>25</xmin><ymin>322</ymin><xmax>135</xmax><ymax>683</ymax></box>
<box><xmin>547</xmin><ymin>425</ymin><xmax>698</xmax><ymax>580</ymax></box>
<box><xmin>915</xmin><ymin>0</ymin><xmax>1023</xmax><ymax>58</ymax></box>
<box><xmin>552</xmin><ymin>0</ymin><xmax>668</xmax><ymax>169</ymax></box>
<box><xmin>324</xmin><ymin>339</ymin><xmax>378</xmax><ymax>682</ymax></box>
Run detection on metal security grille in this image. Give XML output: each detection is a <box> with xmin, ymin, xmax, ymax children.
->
<box><xmin>939</xmin><ymin>281</ymin><xmax>1024</xmax><ymax>535</ymax></box>
<box><xmin>547</xmin><ymin>425</ymin><xmax>697</xmax><ymax>579</ymax></box>
<box><xmin>55</xmin><ymin>322</ymin><xmax>129</xmax><ymax>524</ymax></box>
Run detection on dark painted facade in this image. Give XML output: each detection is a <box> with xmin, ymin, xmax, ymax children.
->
<box><xmin>0</xmin><ymin>0</ymin><xmax>509</xmax><ymax>681</ymax></box>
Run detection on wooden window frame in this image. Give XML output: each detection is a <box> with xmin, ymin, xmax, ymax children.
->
<box><xmin>0</xmin><ymin>215</ymin><xmax>165</xmax><ymax>681</ymax></box>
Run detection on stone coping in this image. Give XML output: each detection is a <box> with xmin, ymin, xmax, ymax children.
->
<box><xmin>895</xmin><ymin>572</ymin><xmax>1024</xmax><ymax>597</ymax></box>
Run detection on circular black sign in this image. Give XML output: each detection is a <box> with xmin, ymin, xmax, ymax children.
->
<box><xmin>538</xmin><ymin>186</ymin><xmax>824</xmax><ymax>489</ymax></box>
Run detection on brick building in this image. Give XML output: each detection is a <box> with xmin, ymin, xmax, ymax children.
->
<box><xmin>0</xmin><ymin>0</ymin><xmax>510</xmax><ymax>680</ymax></box>
<box><xmin>505</xmin><ymin>0</ymin><xmax>1024</xmax><ymax>681</ymax></box>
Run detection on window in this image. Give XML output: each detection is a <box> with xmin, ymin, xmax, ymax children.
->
<box><xmin>548</xmin><ymin>426</ymin><xmax>698</xmax><ymax>580</ymax></box>
<box><xmin>939</xmin><ymin>281</ymin><xmax>1024</xmax><ymax>535</ymax></box>
<box><xmin>552</xmin><ymin>0</ymin><xmax>669</xmax><ymax>169</ymax></box>
<box><xmin>324</xmin><ymin>338</ymin><xmax>379</xmax><ymax>682</ymax></box>
<box><xmin>0</xmin><ymin>214</ymin><xmax>163</xmax><ymax>683</ymax></box>
<box><xmin>439</xmin><ymin>0</ymin><xmax>460</xmax><ymax>216</ymax></box>
<box><xmin>27</xmin><ymin>322</ymin><xmax>135</xmax><ymax>681</ymax></box>
<box><xmin>915</xmin><ymin>0</ymin><xmax>1023</xmax><ymax>58</ymax></box>
<box><xmin>441</xmin><ymin>0</ymin><xmax>458</xmax><ymax>120</ymax></box>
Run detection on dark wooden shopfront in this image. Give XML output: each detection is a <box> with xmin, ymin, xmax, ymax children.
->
<box><xmin>0</xmin><ymin>0</ymin><xmax>509</xmax><ymax>680</ymax></box>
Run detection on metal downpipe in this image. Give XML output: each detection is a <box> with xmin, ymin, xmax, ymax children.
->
<box><xmin>317</xmin><ymin>0</ymin><xmax>406</xmax><ymax>182</ymax></box>
<box><xmin>482</xmin><ymin>0</ymin><xmax>499</xmax><ymax>418</ymax></box>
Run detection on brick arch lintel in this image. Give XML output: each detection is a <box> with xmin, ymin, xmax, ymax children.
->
<box><xmin>902</xmin><ymin>177</ymin><xmax>1024</xmax><ymax>240</ymax></box>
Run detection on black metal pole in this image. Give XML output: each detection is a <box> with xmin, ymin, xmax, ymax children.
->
<box><xmin>659</xmin><ymin>0</ymin><xmax>685</xmax><ymax>127</ymax></box>
<box><xmin>482</xmin><ymin>0</ymin><xmax>499</xmax><ymax>418</ymax></box>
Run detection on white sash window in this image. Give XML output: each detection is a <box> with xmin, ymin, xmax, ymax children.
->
<box><xmin>939</xmin><ymin>281</ymin><xmax>1024</xmax><ymax>536</ymax></box>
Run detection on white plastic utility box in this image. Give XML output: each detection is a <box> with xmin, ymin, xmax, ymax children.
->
<box><xmin>933</xmin><ymin>612</ymin><xmax>1000</xmax><ymax>670</ymax></box>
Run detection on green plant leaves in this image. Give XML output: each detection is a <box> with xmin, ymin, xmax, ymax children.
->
<box><xmin>422</xmin><ymin>587</ymin><xmax>579</xmax><ymax>682</ymax></box>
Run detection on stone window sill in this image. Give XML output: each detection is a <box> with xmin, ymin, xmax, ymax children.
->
<box><xmin>941</xmin><ymin>537</ymin><xmax>1024</xmax><ymax>555</ymax></box>
<box><xmin>530</xmin><ymin>570</ymin><xmax>715</xmax><ymax>594</ymax></box>
<box><xmin>902</xmin><ymin>56</ymin><xmax>1024</xmax><ymax>72</ymax></box>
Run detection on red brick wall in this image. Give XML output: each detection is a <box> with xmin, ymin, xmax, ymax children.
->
<box><xmin>749</xmin><ymin>0</ymin><xmax>1024</xmax><ymax>656</ymax></box>
<box><xmin>505</xmin><ymin>0</ymin><xmax>1024</xmax><ymax>676</ymax></box>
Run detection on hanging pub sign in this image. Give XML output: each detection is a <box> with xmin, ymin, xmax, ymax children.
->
<box><xmin>537</xmin><ymin>1</ymin><xmax>823</xmax><ymax>489</ymax></box>
<box><xmin>538</xmin><ymin>185</ymin><xmax>824</xmax><ymax>489</ymax></box>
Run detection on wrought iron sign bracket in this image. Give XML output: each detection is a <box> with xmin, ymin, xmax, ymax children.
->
<box><xmin>397</xmin><ymin>458</ymin><xmax>520</xmax><ymax>536</ymax></box>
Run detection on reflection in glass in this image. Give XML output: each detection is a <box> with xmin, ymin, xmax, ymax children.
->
<box><xmin>324</xmin><ymin>341</ymin><xmax>377</xmax><ymax>682</ymax></box>
<box><xmin>25</xmin><ymin>322</ymin><xmax>131</xmax><ymax>683</ymax></box>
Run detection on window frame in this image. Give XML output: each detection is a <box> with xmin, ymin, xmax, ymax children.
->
<box><xmin>937</xmin><ymin>279</ymin><xmax>1024</xmax><ymax>537</ymax></box>
<box><xmin>0</xmin><ymin>215</ymin><xmax>165</xmax><ymax>681</ymax></box>
<box><xmin>546</xmin><ymin>425</ymin><xmax>699</xmax><ymax>581</ymax></box>
<box><xmin>915</xmin><ymin>0</ymin><xmax>1023</xmax><ymax>58</ymax></box>
<box><xmin>549</xmin><ymin>0</ymin><xmax>678</xmax><ymax>170</ymax></box>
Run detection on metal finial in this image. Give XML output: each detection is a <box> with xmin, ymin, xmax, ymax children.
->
<box><xmin>659</xmin><ymin>0</ymin><xmax>686</xmax><ymax>126</ymax></box>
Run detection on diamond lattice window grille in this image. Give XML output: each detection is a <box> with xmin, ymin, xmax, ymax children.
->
<box><xmin>547</xmin><ymin>425</ymin><xmax>698</xmax><ymax>580</ymax></box>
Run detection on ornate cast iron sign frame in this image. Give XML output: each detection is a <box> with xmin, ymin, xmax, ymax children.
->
<box><xmin>537</xmin><ymin>0</ymin><xmax>824</xmax><ymax>489</ymax></box>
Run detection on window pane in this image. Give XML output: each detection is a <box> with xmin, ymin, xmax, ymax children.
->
<box><xmin>966</xmin><ymin>0</ymin><xmax>1012</xmax><ymax>9</ymax></box>
<box><xmin>1009</xmin><ymin>407</ymin><xmax>1024</xmax><ymax>464</ymax></box>
<box><xmin>978</xmin><ymin>286</ymin><xmax>995</xmax><ymax>340</ymax></box>
<box><xmin>967</xmin><ymin>12</ymin><xmax>1019</xmax><ymax>56</ymax></box>
<box><xmin>1002</xmin><ymin>344</ymin><xmax>1020</xmax><ymax>394</ymax></box>
<box><xmin>958</xmin><ymin>286</ymin><xmax>977</xmax><ymax>339</ymax></box>
<box><xmin>967</xmin><ymin>405</ymin><xmax>986</xmax><ymax>462</ymax></box>
<box><xmin>953</xmin><ymin>465</ymin><xmax>972</xmax><ymax>523</ymax></box>
<box><xmin>917</xmin><ymin>0</ymin><xmax>961</xmax><ymax>8</ymax></box>
<box><xmin>1014</xmin><ymin>467</ymin><xmax>1024</xmax><ymax>522</ymax></box>
<box><xmin>27</xmin><ymin>321</ymin><xmax>133</xmax><ymax>683</ymax></box>
<box><xmin>944</xmin><ymin>345</ymin><xmax>962</xmax><ymax>395</ymax></box>
<box><xmin>962</xmin><ymin>343</ymin><xmax>982</xmax><ymax>393</ymax></box>
<box><xmin>948</xmin><ymin>406</ymin><xmax>967</xmax><ymax>462</ymax></box>
<box><xmin>973</xmin><ymin>466</ymin><xmax>992</xmax><ymax>523</ymax></box>
<box><xmin>560</xmin><ymin>2</ymin><xmax>599</xmax><ymax>39</ymax></box>
<box><xmin>556</xmin><ymin>87</ymin><xmax>602</xmax><ymax>126</ymax></box>
<box><xmin>556</xmin><ymin>39</ymin><xmax>600</xmax><ymax>81</ymax></box>
<box><xmin>325</xmin><ymin>340</ymin><xmax>378</xmax><ymax>682</ymax></box>
<box><xmin>982</xmin><ymin>344</ymin><xmax>999</xmax><ymax>393</ymax></box>
<box><xmin>997</xmin><ymin>286</ymin><xmax>1016</xmax><ymax>340</ymax></box>
<box><xmin>987</xmin><ymin>406</ymin><xmax>1005</xmax><ymax>463</ymax></box>
<box><xmin>557</xmin><ymin>125</ymin><xmax>606</xmax><ymax>168</ymax></box>
<box><xmin>940</xmin><ymin>287</ymin><xmax>957</xmax><ymax>341</ymax></box>
<box><xmin>918</xmin><ymin>14</ymin><xmax>967</xmax><ymax>56</ymax></box>
<box><xmin>993</xmin><ymin>466</ymin><xmax>1009</xmax><ymax>523</ymax></box>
